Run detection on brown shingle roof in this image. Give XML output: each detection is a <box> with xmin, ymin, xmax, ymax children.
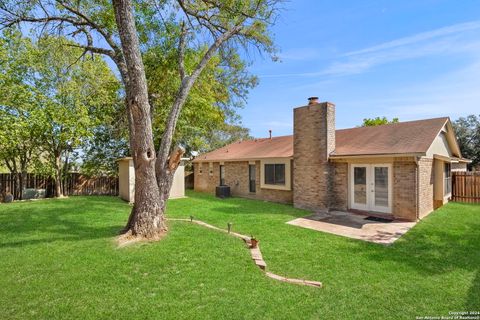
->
<box><xmin>193</xmin><ymin>135</ymin><xmax>293</xmax><ymax>162</ymax></box>
<box><xmin>333</xmin><ymin>117</ymin><xmax>449</xmax><ymax>156</ymax></box>
<box><xmin>193</xmin><ymin>117</ymin><xmax>449</xmax><ymax>162</ymax></box>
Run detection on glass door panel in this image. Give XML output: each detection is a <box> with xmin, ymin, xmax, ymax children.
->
<box><xmin>374</xmin><ymin>167</ymin><xmax>389</xmax><ymax>207</ymax></box>
<box><xmin>353</xmin><ymin>166</ymin><xmax>367</xmax><ymax>206</ymax></box>
<box><xmin>350</xmin><ymin>164</ymin><xmax>392</xmax><ymax>213</ymax></box>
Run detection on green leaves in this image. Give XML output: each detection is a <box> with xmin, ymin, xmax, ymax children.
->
<box><xmin>0</xmin><ymin>30</ymin><xmax>120</xmax><ymax>176</ymax></box>
<box><xmin>453</xmin><ymin>115</ymin><xmax>480</xmax><ymax>169</ymax></box>
<box><xmin>361</xmin><ymin>116</ymin><xmax>399</xmax><ymax>127</ymax></box>
<box><xmin>143</xmin><ymin>42</ymin><xmax>255</xmax><ymax>153</ymax></box>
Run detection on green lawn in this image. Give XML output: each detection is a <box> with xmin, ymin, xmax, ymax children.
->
<box><xmin>0</xmin><ymin>191</ymin><xmax>479</xmax><ymax>319</ymax></box>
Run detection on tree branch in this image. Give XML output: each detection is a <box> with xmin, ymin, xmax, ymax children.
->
<box><xmin>178</xmin><ymin>21</ymin><xmax>187</xmax><ymax>80</ymax></box>
<box><xmin>156</xmin><ymin>22</ymin><xmax>244</xmax><ymax>174</ymax></box>
<box><xmin>54</xmin><ymin>1</ymin><xmax>120</xmax><ymax>53</ymax></box>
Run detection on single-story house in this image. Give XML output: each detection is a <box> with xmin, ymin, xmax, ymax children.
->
<box><xmin>192</xmin><ymin>98</ymin><xmax>470</xmax><ymax>221</ymax></box>
<box><xmin>117</xmin><ymin>157</ymin><xmax>186</xmax><ymax>203</ymax></box>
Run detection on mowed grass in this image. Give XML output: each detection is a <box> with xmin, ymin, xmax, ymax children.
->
<box><xmin>0</xmin><ymin>191</ymin><xmax>479</xmax><ymax>319</ymax></box>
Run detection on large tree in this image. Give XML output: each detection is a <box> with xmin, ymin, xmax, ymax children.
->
<box><xmin>33</xmin><ymin>37</ymin><xmax>120</xmax><ymax>196</ymax></box>
<box><xmin>81</xmin><ymin>45</ymin><xmax>255</xmax><ymax>177</ymax></box>
<box><xmin>0</xmin><ymin>0</ymin><xmax>280</xmax><ymax>239</ymax></box>
<box><xmin>0</xmin><ymin>29</ymin><xmax>43</xmax><ymax>199</ymax></box>
<box><xmin>144</xmin><ymin>43</ymin><xmax>257</xmax><ymax>153</ymax></box>
<box><xmin>453</xmin><ymin>115</ymin><xmax>480</xmax><ymax>169</ymax></box>
<box><xmin>0</xmin><ymin>31</ymin><xmax>120</xmax><ymax>197</ymax></box>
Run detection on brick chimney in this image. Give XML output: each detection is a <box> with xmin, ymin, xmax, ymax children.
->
<box><xmin>293</xmin><ymin>98</ymin><xmax>335</xmax><ymax>211</ymax></box>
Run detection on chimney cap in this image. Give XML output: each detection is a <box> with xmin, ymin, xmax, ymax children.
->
<box><xmin>308</xmin><ymin>97</ymin><xmax>319</xmax><ymax>105</ymax></box>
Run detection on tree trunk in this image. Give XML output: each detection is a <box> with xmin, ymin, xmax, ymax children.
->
<box><xmin>19</xmin><ymin>156</ymin><xmax>28</xmax><ymax>200</ymax></box>
<box><xmin>113</xmin><ymin>0</ymin><xmax>166</xmax><ymax>238</ymax></box>
<box><xmin>156</xmin><ymin>146</ymin><xmax>185</xmax><ymax>215</ymax></box>
<box><xmin>19</xmin><ymin>171</ymin><xmax>27</xmax><ymax>200</ymax></box>
<box><xmin>54</xmin><ymin>153</ymin><xmax>63</xmax><ymax>197</ymax></box>
<box><xmin>14</xmin><ymin>173</ymin><xmax>21</xmax><ymax>200</ymax></box>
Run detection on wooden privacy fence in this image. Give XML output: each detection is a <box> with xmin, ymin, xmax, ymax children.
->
<box><xmin>0</xmin><ymin>173</ymin><xmax>118</xmax><ymax>199</ymax></box>
<box><xmin>64</xmin><ymin>174</ymin><xmax>119</xmax><ymax>196</ymax></box>
<box><xmin>452</xmin><ymin>172</ymin><xmax>480</xmax><ymax>204</ymax></box>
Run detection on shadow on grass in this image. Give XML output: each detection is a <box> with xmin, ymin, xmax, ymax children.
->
<box><xmin>0</xmin><ymin>196</ymin><xmax>128</xmax><ymax>248</ymax></box>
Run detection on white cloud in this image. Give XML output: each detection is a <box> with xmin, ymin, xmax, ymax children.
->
<box><xmin>344</xmin><ymin>20</ymin><xmax>480</xmax><ymax>57</ymax></box>
<box><xmin>260</xmin><ymin>20</ymin><xmax>480</xmax><ymax>78</ymax></box>
<box><xmin>340</xmin><ymin>61</ymin><xmax>480</xmax><ymax>121</ymax></box>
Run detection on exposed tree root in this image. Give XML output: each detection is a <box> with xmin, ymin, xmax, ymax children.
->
<box><xmin>115</xmin><ymin>229</ymin><xmax>166</xmax><ymax>247</ymax></box>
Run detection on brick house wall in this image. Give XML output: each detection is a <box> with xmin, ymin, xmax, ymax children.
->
<box><xmin>293</xmin><ymin>102</ymin><xmax>335</xmax><ymax>211</ymax></box>
<box><xmin>193</xmin><ymin>99</ymin><xmax>446</xmax><ymax>221</ymax></box>
<box><xmin>194</xmin><ymin>155</ymin><xmax>436</xmax><ymax>222</ymax></box>
<box><xmin>194</xmin><ymin>162</ymin><xmax>220</xmax><ymax>193</ymax></box>
<box><xmin>330</xmin><ymin>157</ymin><xmax>426</xmax><ymax>221</ymax></box>
<box><xmin>393</xmin><ymin>158</ymin><xmax>418</xmax><ymax>221</ymax></box>
<box><xmin>332</xmin><ymin>162</ymin><xmax>348</xmax><ymax>211</ymax></box>
<box><xmin>418</xmin><ymin>157</ymin><xmax>434</xmax><ymax>218</ymax></box>
<box><xmin>193</xmin><ymin>161</ymin><xmax>293</xmax><ymax>204</ymax></box>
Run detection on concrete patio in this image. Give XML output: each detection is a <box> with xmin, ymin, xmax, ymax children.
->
<box><xmin>287</xmin><ymin>211</ymin><xmax>416</xmax><ymax>245</ymax></box>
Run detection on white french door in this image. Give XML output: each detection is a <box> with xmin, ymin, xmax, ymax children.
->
<box><xmin>350</xmin><ymin>164</ymin><xmax>392</xmax><ymax>214</ymax></box>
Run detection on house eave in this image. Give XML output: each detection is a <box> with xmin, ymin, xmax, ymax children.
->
<box><xmin>192</xmin><ymin>156</ymin><xmax>293</xmax><ymax>163</ymax></box>
<box><xmin>433</xmin><ymin>154</ymin><xmax>472</xmax><ymax>163</ymax></box>
<box><xmin>329</xmin><ymin>152</ymin><xmax>425</xmax><ymax>160</ymax></box>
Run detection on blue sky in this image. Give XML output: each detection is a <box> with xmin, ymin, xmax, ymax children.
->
<box><xmin>241</xmin><ymin>0</ymin><xmax>480</xmax><ymax>137</ymax></box>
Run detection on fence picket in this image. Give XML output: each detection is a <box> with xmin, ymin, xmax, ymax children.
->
<box><xmin>452</xmin><ymin>172</ymin><xmax>480</xmax><ymax>204</ymax></box>
<box><xmin>0</xmin><ymin>173</ymin><xmax>118</xmax><ymax>199</ymax></box>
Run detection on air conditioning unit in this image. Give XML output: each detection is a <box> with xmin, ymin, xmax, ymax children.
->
<box><xmin>215</xmin><ymin>185</ymin><xmax>231</xmax><ymax>198</ymax></box>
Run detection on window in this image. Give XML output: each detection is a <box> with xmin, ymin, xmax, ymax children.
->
<box><xmin>249</xmin><ymin>165</ymin><xmax>256</xmax><ymax>193</ymax></box>
<box><xmin>444</xmin><ymin>163</ymin><xmax>451</xmax><ymax>195</ymax></box>
<box><xmin>220</xmin><ymin>165</ymin><xmax>225</xmax><ymax>186</ymax></box>
<box><xmin>260</xmin><ymin>160</ymin><xmax>291</xmax><ymax>191</ymax></box>
<box><xmin>264</xmin><ymin>164</ymin><xmax>285</xmax><ymax>185</ymax></box>
<box><xmin>198</xmin><ymin>163</ymin><xmax>203</xmax><ymax>175</ymax></box>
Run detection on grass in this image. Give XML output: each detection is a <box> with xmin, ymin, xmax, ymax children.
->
<box><xmin>0</xmin><ymin>191</ymin><xmax>479</xmax><ymax>319</ymax></box>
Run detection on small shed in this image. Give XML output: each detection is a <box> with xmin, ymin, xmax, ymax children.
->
<box><xmin>117</xmin><ymin>157</ymin><xmax>185</xmax><ymax>203</ymax></box>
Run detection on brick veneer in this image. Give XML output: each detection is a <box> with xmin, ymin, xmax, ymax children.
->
<box><xmin>193</xmin><ymin>161</ymin><xmax>293</xmax><ymax>204</ymax></box>
<box><xmin>332</xmin><ymin>162</ymin><xmax>348</xmax><ymax>211</ymax></box>
<box><xmin>193</xmin><ymin>162</ymin><xmax>220</xmax><ymax>193</ymax></box>
<box><xmin>195</xmin><ymin>156</ymin><xmax>435</xmax><ymax>221</ymax></box>
<box><xmin>194</xmin><ymin>100</ymin><xmax>443</xmax><ymax>221</ymax></box>
<box><xmin>418</xmin><ymin>157</ymin><xmax>434</xmax><ymax>218</ymax></box>
<box><xmin>293</xmin><ymin>102</ymin><xmax>335</xmax><ymax>211</ymax></box>
<box><xmin>393</xmin><ymin>158</ymin><xmax>417</xmax><ymax>221</ymax></box>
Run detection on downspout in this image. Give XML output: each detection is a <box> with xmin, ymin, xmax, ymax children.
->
<box><xmin>414</xmin><ymin>156</ymin><xmax>420</xmax><ymax>221</ymax></box>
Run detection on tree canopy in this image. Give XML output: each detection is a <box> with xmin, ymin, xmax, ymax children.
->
<box><xmin>361</xmin><ymin>116</ymin><xmax>399</xmax><ymax>127</ymax></box>
<box><xmin>453</xmin><ymin>115</ymin><xmax>480</xmax><ymax>169</ymax></box>
<box><xmin>0</xmin><ymin>0</ymin><xmax>282</xmax><ymax>238</ymax></box>
<box><xmin>0</xmin><ymin>29</ymin><xmax>120</xmax><ymax>196</ymax></box>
